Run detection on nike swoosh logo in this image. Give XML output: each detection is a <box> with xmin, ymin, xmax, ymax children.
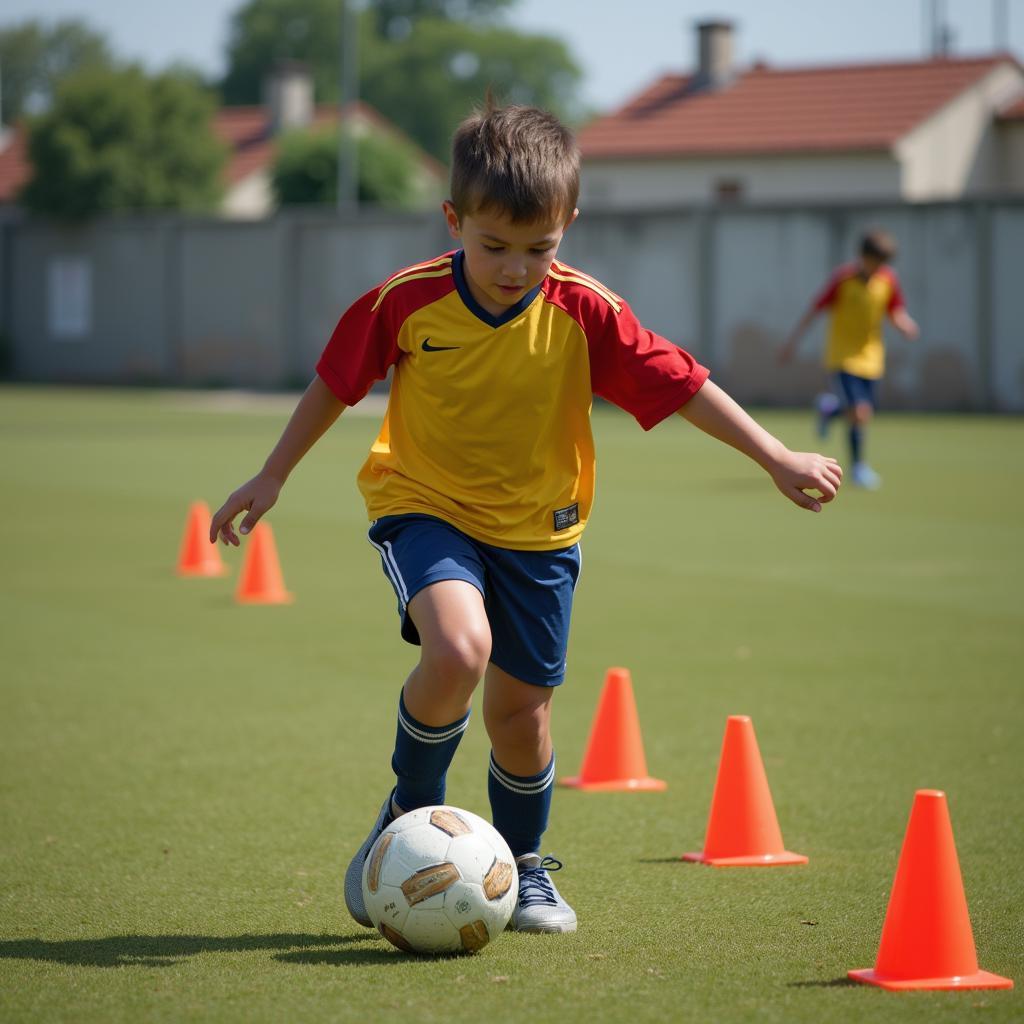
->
<box><xmin>421</xmin><ymin>338</ymin><xmax>460</xmax><ymax>352</ymax></box>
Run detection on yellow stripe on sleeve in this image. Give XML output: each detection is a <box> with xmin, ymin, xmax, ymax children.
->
<box><xmin>547</xmin><ymin>266</ymin><xmax>623</xmax><ymax>313</ymax></box>
<box><xmin>371</xmin><ymin>261</ymin><xmax>453</xmax><ymax>312</ymax></box>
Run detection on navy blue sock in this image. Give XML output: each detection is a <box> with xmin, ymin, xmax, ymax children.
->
<box><xmin>488</xmin><ymin>752</ymin><xmax>555</xmax><ymax>858</ymax></box>
<box><xmin>391</xmin><ymin>691</ymin><xmax>470</xmax><ymax>812</ymax></box>
<box><xmin>849</xmin><ymin>424</ymin><xmax>863</xmax><ymax>464</ymax></box>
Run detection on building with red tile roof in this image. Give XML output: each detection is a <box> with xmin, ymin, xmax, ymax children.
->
<box><xmin>578</xmin><ymin>23</ymin><xmax>1024</xmax><ymax>207</ymax></box>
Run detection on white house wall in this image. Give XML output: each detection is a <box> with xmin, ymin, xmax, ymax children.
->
<box><xmin>580</xmin><ymin>153</ymin><xmax>902</xmax><ymax>208</ymax></box>
<box><xmin>896</xmin><ymin>64</ymin><xmax>1024</xmax><ymax>199</ymax></box>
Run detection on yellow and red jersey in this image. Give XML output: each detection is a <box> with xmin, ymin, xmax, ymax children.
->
<box><xmin>813</xmin><ymin>263</ymin><xmax>906</xmax><ymax>379</ymax></box>
<box><xmin>316</xmin><ymin>250</ymin><xmax>709</xmax><ymax>550</ymax></box>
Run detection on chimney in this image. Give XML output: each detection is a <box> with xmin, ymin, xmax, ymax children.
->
<box><xmin>692</xmin><ymin>20</ymin><xmax>735</xmax><ymax>91</ymax></box>
<box><xmin>265</xmin><ymin>62</ymin><xmax>314</xmax><ymax>135</ymax></box>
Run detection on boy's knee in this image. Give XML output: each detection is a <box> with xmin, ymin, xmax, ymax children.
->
<box><xmin>421</xmin><ymin>627</ymin><xmax>491</xmax><ymax>690</ymax></box>
<box><xmin>485</xmin><ymin>697</ymin><xmax>551</xmax><ymax>748</ymax></box>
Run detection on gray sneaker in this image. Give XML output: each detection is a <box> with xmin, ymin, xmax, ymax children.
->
<box><xmin>344</xmin><ymin>791</ymin><xmax>397</xmax><ymax>927</ymax></box>
<box><xmin>509</xmin><ymin>854</ymin><xmax>577</xmax><ymax>933</ymax></box>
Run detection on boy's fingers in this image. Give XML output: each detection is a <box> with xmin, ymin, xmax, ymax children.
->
<box><xmin>238</xmin><ymin>504</ymin><xmax>265</xmax><ymax>535</ymax></box>
<box><xmin>790</xmin><ymin>487</ymin><xmax>822</xmax><ymax>512</ymax></box>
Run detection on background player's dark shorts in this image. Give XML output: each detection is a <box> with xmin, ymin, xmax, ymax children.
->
<box><xmin>835</xmin><ymin>371</ymin><xmax>878</xmax><ymax>409</ymax></box>
<box><xmin>367</xmin><ymin>514</ymin><xmax>581</xmax><ymax>687</ymax></box>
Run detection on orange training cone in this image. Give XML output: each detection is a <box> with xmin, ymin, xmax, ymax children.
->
<box><xmin>235</xmin><ymin>522</ymin><xmax>293</xmax><ymax>605</ymax></box>
<box><xmin>682</xmin><ymin>715</ymin><xmax>807</xmax><ymax>866</ymax></box>
<box><xmin>848</xmin><ymin>789</ymin><xmax>1013</xmax><ymax>991</ymax></box>
<box><xmin>177</xmin><ymin>501</ymin><xmax>228</xmax><ymax>577</ymax></box>
<box><xmin>560</xmin><ymin>668</ymin><xmax>666</xmax><ymax>791</ymax></box>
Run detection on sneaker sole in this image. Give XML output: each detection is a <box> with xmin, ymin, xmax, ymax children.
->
<box><xmin>343</xmin><ymin>795</ymin><xmax>394</xmax><ymax>928</ymax></box>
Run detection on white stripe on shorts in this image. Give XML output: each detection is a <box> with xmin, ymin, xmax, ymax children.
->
<box><xmin>368</xmin><ymin>533</ymin><xmax>410</xmax><ymax>608</ymax></box>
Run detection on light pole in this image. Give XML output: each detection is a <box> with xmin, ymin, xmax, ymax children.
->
<box><xmin>337</xmin><ymin>0</ymin><xmax>359</xmax><ymax>214</ymax></box>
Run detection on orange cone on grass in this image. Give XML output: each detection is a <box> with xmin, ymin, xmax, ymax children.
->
<box><xmin>177</xmin><ymin>501</ymin><xmax>227</xmax><ymax>577</ymax></box>
<box><xmin>235</xmin><ymin>522</ymin><xmax>293</xmax><ymax>604</ymax></box>
<box><xmin>848</xmin><ymin>789</ymin><xmax>1013</xmax><ymax>991</ymax></box>
<box><xmin>560</xmin><ymin>668</ymin><xmax>666</xmax><ymax>791</ymax></box>
<box><xmin>681</xmin><ymin>715</ymin><xmax>807</xmax><ymax>866</ymax></box>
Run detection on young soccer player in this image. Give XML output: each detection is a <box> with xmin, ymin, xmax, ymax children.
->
<box><xmin>210</xmin><ymin>102</ymin><xmax>841</xmax><ymax>935</ymax></box>
<box><xmin>778</xmin><ymin>230</ymin><xmax>919</xmax><ymax>490</ymax></box>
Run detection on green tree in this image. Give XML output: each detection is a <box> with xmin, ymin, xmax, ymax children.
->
<box><xmin>0</xmin><ymin>19</ymin><xmax>113</xmax><ymax>123</ymax></box>
<box><xmin>272</xmin><ymin>125</ymin><xmax>425</xmax><ymax>208</ymax></box>
<box><xmin>219</xmin><ymin>0</ymin><xmax>582</xmax><ymax>160</ymax></box>
<box><xmin>362</xmin><ymin>18</ymin><xmax>582</xmax><ymax>161</ymax></box>
<box><xmin>21</xmin><ymin>65</ymin><xmax>226</xmax><ymax>220</ymax></box>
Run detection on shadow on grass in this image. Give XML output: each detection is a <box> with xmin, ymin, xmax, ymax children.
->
<box><xmin>277</xmin><ymin>948</ymin><xmax>460</xmax><ymax>967</ymax></box>
<box><xmin>0</xmin><ymin>933</ymin><xmax>375</xmax><ymax>968</ymax></box>
<box><xmin>788</xmin><ymin>978</ymin><xmax>859</xmax><ymax>988</ymax></box>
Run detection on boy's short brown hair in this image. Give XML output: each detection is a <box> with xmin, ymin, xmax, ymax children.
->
<box><xmin>450</xmin><ymin>100</ymin><xmax>579</xmax><ymax>224</ymax></box>
<box><xmin>860</xmin><ymin>229</ymin><xmax>898</xmax><ymax>263</ymax></box>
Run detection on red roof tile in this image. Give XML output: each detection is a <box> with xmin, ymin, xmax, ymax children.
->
<box><xmin>0</xmin><ymin>130</ymin><xmax>29</xmax><ymax>202</ymax></box>
<box><xmin>580</xmin><ymin>55</ymin><xmax>1022</xmax><ymax>158</ymax></box>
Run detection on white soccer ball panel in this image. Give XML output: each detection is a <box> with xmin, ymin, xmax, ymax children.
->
<box><xmin>386</xmin><ymin>828</ymin><xmax>455</xmax><ymax>883</ymax></box>
<box><xmin>367</xmin><ymin>882</ymin><xmax>409</xmax><ymax>931</ymax></box>
<box><xmin>397</xmin><ymin>906</ymin><xmax>461</xmax><ymax>953</ymax></box>
<box><xmin>447</xmin><ymin>833</ymin><xmax>497</xmax><ymax>883</ymax></box>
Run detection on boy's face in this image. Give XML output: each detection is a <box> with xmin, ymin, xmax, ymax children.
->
<box><xmin>444</xmin><ymin>201</ymin><xmax>578</xmax><ymax>317</ymax></box>
<box><xmin>859</xmin><ymin>254</ymin><xmax>884</xmax><ymax>276</ymax></box>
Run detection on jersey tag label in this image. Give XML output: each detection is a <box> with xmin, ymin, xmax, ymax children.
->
<box><xmin>553</xmin><ymin>503</ymin><xmax>580</xmax><ymax>531</ymax></box>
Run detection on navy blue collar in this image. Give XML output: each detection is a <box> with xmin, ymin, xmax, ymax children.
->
<box><xmin>452</xmin><ymin>249</ymin><xmax>542</xmax><ymax>328</ymax></box>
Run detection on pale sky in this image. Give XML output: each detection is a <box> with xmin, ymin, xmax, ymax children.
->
<box><xmin>3</xmin><ymin>0</ymin><xmax>1022</xmax><ymax>110</ymax></box>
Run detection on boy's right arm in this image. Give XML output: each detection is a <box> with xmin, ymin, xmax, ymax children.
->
<box><xmin>777</xmin><ymin>307</ymin><xmax>818</xmax><ymax>364</ymax></box>
<box><xmin>210</xmin><ymin>375</ymin><xmax>346</xmax><ymax>545</ymax></box>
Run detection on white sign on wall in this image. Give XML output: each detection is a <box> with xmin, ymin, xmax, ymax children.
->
<box><xmin>48</xmin><ymin>257</ymin><xmax>93</xmax><ymax>339</ymax></box>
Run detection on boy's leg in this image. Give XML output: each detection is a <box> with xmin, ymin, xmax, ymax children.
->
<box><xmin>393</xmin><ymin>580</ymin><xmax>491</xmax><ymax>811</ymax></box>
<box><xmin>483</xmin><ymin>664</ymin><xmax>576</xmax><ymax>934</ymax></box>
<box><xmin>344</xmin><ymin>580</ymin><xmax>490</xmax><ymax>927</ymax></box>
<box><xmin>347</xmin><ymin>517</ymin><xmax>491</xmax><ymax>927</ymax></box>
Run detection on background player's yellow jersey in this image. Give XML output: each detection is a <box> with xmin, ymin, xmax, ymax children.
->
<box><xmin>813</xmin><ymin>264</ymin><xmax>906</xmax><ymax>380</ymax></box>
<box><xmin>317</xmin><ymin>250</ymin><xmax>709</xmax><ymax>551</ymax></box>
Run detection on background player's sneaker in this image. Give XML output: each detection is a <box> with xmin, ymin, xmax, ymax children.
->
<box><xmin>344</xmin><ymin>791</ymin><xmax>397</xmax><ymax>927</ymax></box>
<box><xmin>509</xmin><ymin>854</ymin><xmax>577</xmax><ymax>933</ymax></box>
<box><xmin>815</xmin><ymin>392</ymin><xmax>841</xmax><ymax>438</ymax></box>
<box><xmin>852</xmin><ymin>462</ymin><xmax>882</xmax><ymax>490</ymax></box>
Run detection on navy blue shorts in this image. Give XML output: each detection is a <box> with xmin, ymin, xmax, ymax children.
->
<box><xmin>835</xmin><ymin>371</ymin><xmax>878</xmax><ymax>409</ymax></box>
<box><xmin>367</xmin><ymin>514</ymin><xmax>581</xmax><ymax>687</ymax></box>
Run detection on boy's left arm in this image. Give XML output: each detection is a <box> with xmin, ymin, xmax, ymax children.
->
<box><xmin>890</xmin><ymin>306</ymin><xmax>919</xmax><ymax>341</ymax></box>
<box><xmin>678</xmin><ymin>380</ymin><xmax>842</xmax><ymax>512</ymax></box>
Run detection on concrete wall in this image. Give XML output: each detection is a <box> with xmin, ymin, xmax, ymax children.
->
<box><xmin>3</xmin><ymin>200</ymin><xmax>1023</xmax><ymax>410</ymax></box>
<box><xmin>579</xmin><ymin>152</ymin><xmax>902</xmax><ymax>208</ymax></box>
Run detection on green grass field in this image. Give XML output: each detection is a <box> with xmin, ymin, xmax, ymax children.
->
<box><xmin>2</xmin><ymin>386</ymin><xmax>1021</xmax><ymax>1023</ymax></box>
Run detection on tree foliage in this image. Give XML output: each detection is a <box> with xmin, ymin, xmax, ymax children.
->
<box><xmin>219</xmin><ymin>0</ymin><xmax>582</xmax><ymax>161</ymax></box>
<box><xmin>271</xmin><ymin>125</ymin><xmax>424</xmax><ymax>208</ymax></box>
<box><xmin>22</xmin><ymin>66</ymin><xmax>226</xmax><ymax>220</ymax></box>
<box><xmin>0</xmin><ymin>18</ymin><xmax>113</xmax><ymax>123</ymax></box>
<box><xmin>362</xmin><ymin>18</ymin><xmax>582</xmax><ymax>161</ymax></box>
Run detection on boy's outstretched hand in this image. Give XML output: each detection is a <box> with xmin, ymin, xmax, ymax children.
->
<box><xmin>769</xmin><ymin>451</ymin><xmax>842</xmax><ymax>513</ymax></box>
<box><xmin>209</xmin><ymin>471</ymin><xmax>283</xmax><ymax>546</ymax></box>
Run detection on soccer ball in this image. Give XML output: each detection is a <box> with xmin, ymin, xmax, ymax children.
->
<box><xmin>361</xmin><ymin>805</ymin><xmax>518</xmax><ymax>954</ymax></box>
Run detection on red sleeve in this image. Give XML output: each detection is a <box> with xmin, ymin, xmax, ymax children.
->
<box><xmin>315</xmin><ymin>287</ymin><xmax>402</xmax><ymax>406</ymax></box>
<box><xmin>811</xmin><ymin>267</ymin><xmax>846</xmax><ymax>311</ymax></box>
<box><xmin>885</xmin><ymin>269</ymin><xmax>906</xmax><ymax>313</ymax></box>
<box><xmin>585</xmin><ymin>296</ymin><xmax>709</xmax><ymax>431</ymax></box>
